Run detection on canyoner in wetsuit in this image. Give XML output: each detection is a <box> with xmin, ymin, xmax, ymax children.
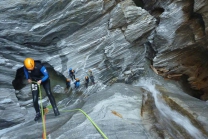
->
<box><xmin>85</xmin><ymin>76</ymin><xmax>89</xmax><ymax>88</ymax></box>
<box><xmin>23</xmin><ymin>58</ymin><xmax>60</xmax><ymax>121</ymax></box>
<box><xmin>87</xmin><ymin>69</ymin><xmax>95</xmax><ymax>84</ymax></box>
<box><xmin>66</xmin><ymin>78</ymin><xmax>71</xmax><ymax>89</ymax></box>
<box><xmin>74</xmin><ymin>78</ymin><xmax>80</xmax><ymax>89</ymax></box>
<box><xmin>69</xmin><ymin>68</ymin><xmax>75</xmax><ymax>81</ymax></box>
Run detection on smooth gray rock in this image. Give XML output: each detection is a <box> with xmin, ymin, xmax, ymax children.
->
<box><xmin>142</xmin><ymin>0</ymin><xmax>208</xmax><ymax>99</ymax></box>
<box><xmin>109</xmin><ymin>0</ymin><xmax>134</xmax><ymax>29</ymax></box>
<box><xmin>0</xmin><ymin>88</ymin><xmax>25</xmax><ymax>130</ymax></box>
<box><xmin>0</xmin><ymin>83</ymin><xmax>152</xmax><ymax>139</ymax></box>
<box><xmin>124</xmin><ymin>6</ymin><xmax>156</xmax><ymax>44</ymax></box>
<box><xmin>1</xmin><ymin>0</ymin><xmax>208</xmax><ymax>139</ymax></box>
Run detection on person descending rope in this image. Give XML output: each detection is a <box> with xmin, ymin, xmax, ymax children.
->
<box><xmin>69</xmin><ymin>68</ymin><xmax>75</xmax><ymax>81</ymax></box>
<box><xmin>23</xmin><ymin>58</ymin><xmax>60</xmax><ymax>121</ymax></box>
<box><xmin>85</xmin><ymin>76</ymin><xmax>89</xmax><ymax>88</ymax></box>
<box><xmin>66</xmin><ymin>78</ymin><xmax>71</xmax><ymax>90</ymax></box>
<box><xmin>74</xmin><ymin>78</ymin><xmax>80</xmax><ymax>89</ymax></box>
<box><xmin>87</xmin><ymin>69</ymin><xmax>95</xmax><ymax>84</ymax></box>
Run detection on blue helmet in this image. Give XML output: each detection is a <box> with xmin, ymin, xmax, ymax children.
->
<box><xmin>69</xmin><ymin>68</ymin><xmax>72</xmax><ymax>71</ymax></box>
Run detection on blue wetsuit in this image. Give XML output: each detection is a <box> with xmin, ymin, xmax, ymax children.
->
<box><xmin>24</xmin><ymin>61</ymin><xmax>60</xmax><ymax>118</ymax></box>
<box><xmin>74</xmin><ymin>80</ymin><xmax>80</xmax><ymax>89</ymax></box>
<box><xmin>69</xmin><ymin>68</ymin><xmax>75</xmax><ymax>80</ymax></box>
<box><xmin>24</xmin><ymin>63</ymin><xmax>48</xmax><ymax>82</ymax></box>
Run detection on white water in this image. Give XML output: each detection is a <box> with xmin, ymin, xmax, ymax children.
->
<box><xmin>135</xmin><ymin>78</ymin><xmax>205</xmax><ymax>139</ymax></box>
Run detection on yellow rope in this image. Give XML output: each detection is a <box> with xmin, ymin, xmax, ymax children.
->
<box><xmin>47</xmin><ymin>106</ymin><xmax>108</xmax><ymax>139</ymax></box>
<box><xmin>33</xmin><ymin>81</ymin><xmax>108</xmax><ymax>139</ymax></box>
<box><xmin>32</xmin><ymin>81</ymin><xmax>47</xmax><ymax>139</ymax></box>
<box><xmin>63</xmin><ymin>109</ymin><xmax>108</xmax><ymax>139</ymax></box>
<box><xmin>37</xmin><ymin>84</ymin><xmax>47</xmax><ymax>139</ymax></box>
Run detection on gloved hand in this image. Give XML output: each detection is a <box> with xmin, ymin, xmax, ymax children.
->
<box><xmin>37</xmin><ymin>80</ymin><xmax>42</xmax><ymax>84</ymax></box>
<box><xmin>28</xmin><ymin>79</ymin><xmax>32</xmax><ymax>83</ymax></box>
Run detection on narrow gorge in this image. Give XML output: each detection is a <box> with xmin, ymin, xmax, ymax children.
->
<box><xmin>1</xmin><ymin>0</ymin><xmax>208</xmax><ymax>139</ymax></box>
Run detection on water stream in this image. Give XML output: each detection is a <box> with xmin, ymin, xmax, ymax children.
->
<box><xmin>135</xmin><ymin>78</ymin><xmax>206</xmax><ymax>139</ymax></box>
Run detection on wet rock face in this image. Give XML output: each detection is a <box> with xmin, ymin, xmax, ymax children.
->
<box><xmin>0</xmin><ymin>88</ymin><xmax>25</xmax><ymax>130</ymax></box>
<box><xmin>143</xmin><ymin>0</ymin><xmax>208</xmax><ymax>100</ymax></box>
<box><xmin>0</xmin><ymin>0</ymin><xmax>156</xmax><ymax>131</ymax></box>
<box><xmin>0</xmin><ymin>0</ymin><xmax>155</xmax><ymax>89</ymax></box>
<box><xmin>1</xmin><ymin>0</ymin><xmax>208</xmax><ymax>137</ymax></box>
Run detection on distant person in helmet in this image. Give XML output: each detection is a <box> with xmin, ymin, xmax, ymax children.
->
<box><xmin>23</xmin><ymin>58</ymin><xmax>60</xmax><ymax>121</ymax></box>
<box><xmin>85</xmin><ymin>76</ymin><xmax>89</xmax><ymax>88</ymax></box>
<box><xmin>87</xmin><ymin>69</ymin><xmax>95</xmax><ymax>84</ymax></box>
<box><xmin>66</xmin><ymin>78</ymin><xmax>71</xmax><ymax>89</ymax></box>
<box><xmin>74</xmin><ymin>78</ymin><xmax>80</xmax><ymax>89</ymax></box>
<box><xmin>69</xmin><ymin>68</ymin><xmax>75</xmax><ymax>81</ymax></box>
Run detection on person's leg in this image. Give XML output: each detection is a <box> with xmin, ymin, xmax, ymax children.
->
<box><xmin>73</xmin><ymin>74</ymin><xmax>75</xmax><ymax>80</ymax></box>
<box><xmin>70</xmin><ymin>74</ymin><xmax>74</xmax><ymax>81</ymax></box>
<box><xmin>90</xmin><ymin>76</ymin><xmax>95</xmax><ymax>84</ymax></box>
<box><xmin>42</xmin><ymin>79</ymin><xmax>60</xmax><ymax>116</ymax></box>
<box><xmin>31</xmin><ymin>83</ymin><xmax>41</xmax><ymax>121</ymax></box>
<box><xmin>66</xmin><ymin>84</ymin><xmax>69</xmax><ymax>89</ymax></box>
<box><xmin>74</xmin><ymin>82</ymin><xmax>77</xmax><ymax>89</ymax></box>
<box><xmin>77</xmin><ymin>82</ymin><xmax>80</xmax><ymax>88</ymax></box>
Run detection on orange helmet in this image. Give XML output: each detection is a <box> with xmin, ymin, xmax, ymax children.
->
<box><xmin>67</xmin><ymin>78</ymin><xmax>70</xmax><ymax>82</ymax></box>
<box><xmin>24</xmin><ymin>58</ymin><xmax>35</xmax><ymax>70</ymax></box>
<box><xmin>75</xmin><ymin>78</ymin><xmax>79</xmax><ymax>81</ymax></box>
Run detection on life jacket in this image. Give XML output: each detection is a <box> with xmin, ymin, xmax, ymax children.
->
<box><xmin>76</xmin><ymin>81</ymin><xmax>80</xmax><ymax>87</ymax></box>
<box><xmin>28</xmin><ymin>61</ymin><xmax>45</xmax><ymax>81</ymax></box>
<box><xmin>75</xmin><ymin>80</ymin><xmax>80</xmax><ymax>87</ymax></box>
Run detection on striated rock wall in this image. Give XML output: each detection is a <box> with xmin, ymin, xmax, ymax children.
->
<box><xmin>1</xmin><ymin>0</ymin><xmax>208</xmax><ymax>138</ymax></box>
<box><xmin>143</xmin><ymin>0</ymin><xmax>208</xmax><ymax>100</ymax></box>
<box><xmin>0</xmin><ymin>0</ymin><xmax>156</xmax><ymax>88</ymax></box>
<box><xmin>0</xmin><ymin>0</ymin><xmax>156</xmax><ymax>130</ymax></box>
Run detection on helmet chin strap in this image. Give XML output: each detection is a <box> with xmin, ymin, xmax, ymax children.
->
<box><xmin>30</xmin><ymin>61</ymin><xmax>34</xmax><ymax>69</ymax></box>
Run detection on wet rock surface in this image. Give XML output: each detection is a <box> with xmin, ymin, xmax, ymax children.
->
<box><xmin>0</xmin><ymin>88</ymin><xmax>25</xmax><ymax>130</ymax></box>
<box><xmin>143</xmin><ymin>0</ymin><xmax>208</xmax><ymax>99</ymax></box>
<box><xmin>1</xmin><ymin>0</ymin><xmax>208</xmax><ymax>138</ymax></box>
